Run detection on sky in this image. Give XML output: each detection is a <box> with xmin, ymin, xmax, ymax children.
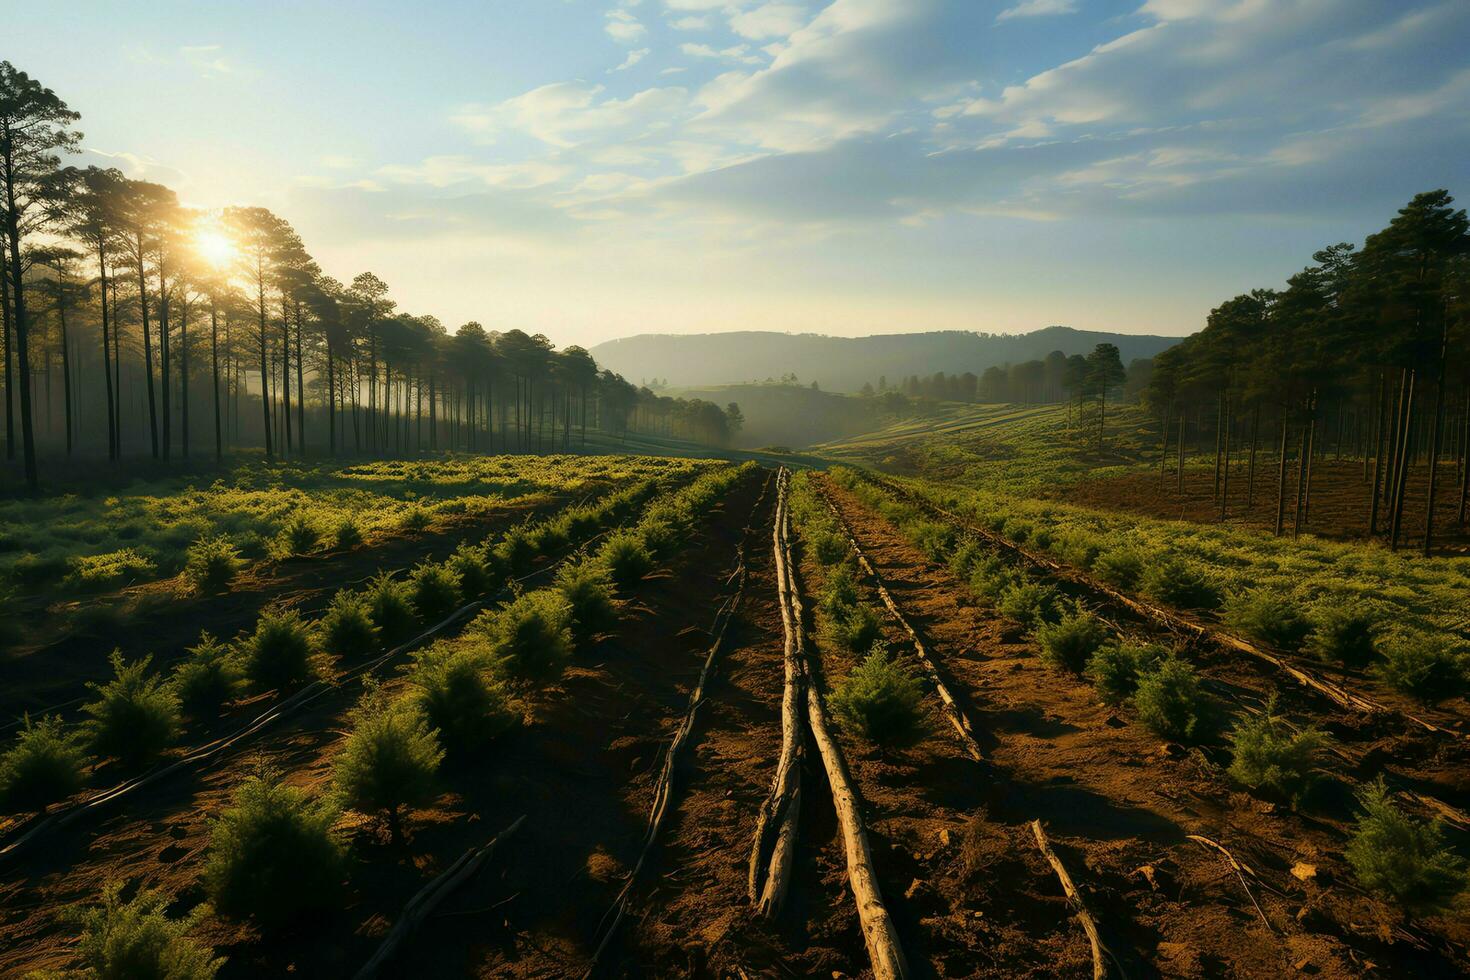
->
<box><xmin>11</xmin><ymin>0</ymin><xmax>1470</xmax><ymax>345</ymax></box>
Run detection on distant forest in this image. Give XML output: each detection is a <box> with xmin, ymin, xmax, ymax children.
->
<box><xmin>1147</xmin><ymin>190</ymin><xmax>1469</xmax><ymax>553</ymax></box>
<box><xmin>0</xmin><ymin>62</ymin><xmax>743</xmax><ymax>490</ymax></box>
<box><xmin>858</xmin><ymin>352</ymin><xmax>1153</xmax><ymax>407</ymax></box>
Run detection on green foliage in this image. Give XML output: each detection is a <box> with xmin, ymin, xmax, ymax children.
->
<box><xmin>1224</xmin><ymin>589</ymin><xmax>1310</xmax><ymax>651</ymax></box>
<box><xmin>809</xmin><ymin>528</ymin><xmax>850</xmax><ymax>566</ymax></box>
<box><xmin>204</xmin><ymin>770</ymin><xmax>346</xmax><ymax>926</ymax></box>
<box><xmin>830</xmin><ymin>644</ymin><xmax>925</xmax><ymax>744</ymax></box>
<box><xmin>1227</xmin><ymin>697</ymin><xmax>1329</xmax><ymax>804</ymax></box>
<box><xmin>1305</xmin><ymin>606</ymin><xmax>1378</xmax><ymax>668</ymax></box>
<box><xmin>947</xmin><ymin>536</ymin><xmax>987</xmax><ymax>580</ymax></box>
<box><xmin>365</xmin><ymin>571</ymin><xmax>417</xmax><ymax>645</ymax></box>
<box><xmin>400</xmin><ymin>506</ymin><xmax>432</xmax><ymax>534</ymax></box>
<box><xmin>494</xmin><ymin>524</ymin><xmax>537</xmax><ymax>577</ymax></box>
<box><xmin>969</xmin><ymin>555</ymin><xmax>1017</xmax><ymax>601</ymax></box>
<box><xmin>316</xmin><ymin>591</ymin><xmax>381</xmax><ymax>658</ymax></box>
<box><xmin>1035</xmin><ymin>610</ymin><xmax>1107</xmax><ymax>673</ymax></box>
<box><xmin>1139</xmin><ymin>557</ymin><xmax>1220</xmax><ymax>610</ymax></box>
<box><xmin>170</xmin><ymin>634</ymin><xmax>243</xmax><ymax>717</ymax></box>
<box><xmin>0</xmin><ymin>715</ymin><xmax>89</xmax><ymax>813</ymax></box>
<box><xmin>68</xmin><ymin>549</ymin><xmax>157</xmax><ymax>590</ymax></box>
<box><xmin>1372</xmin><ymin>635</ymin><xmax>1469</xmax><ymax>702</ymax></box>
<box><xmin>599</xmin><ymin>531</ymin><xmax>654</xmax><ymax>591</ymax></box>
<box><xmin>1086</xmin><ymin>641</ymin><xmax>1165</xmax><ymax>706</ymax></box>
<box><xmin>60</xmin><ymin>880</ymin><xmax>222</xmax><ymax>980</ymax></box>
<box><xmin>241</xmin><ymin>609</ymin><xmax>316</xmax><ymax>691</ymax></box>
<box><xmin>910</xmin><ymin>520</ymin><xmax>953</xmax><ymax>560</ymax></box>
<box><xmin>470</xmin><ymin>590</ymin><xmax>574</xmax><ymax>682</ymax></box>
<box><xmin>996</xmin><ymin>579</ymin><xmax>1061</xmax><ymax>631</ymax></box>
<box><xmin>184</xmin><ymin>536</ymin><xmax>241</xmax><ymax>593</ymax></box>
<box><xmin>1091</xmin><ymin>547</ymin><xmax>1144</xmax><ymax>590</ymax></box>
<box><xmin>1132</xmin><ymin>657</ymin><xmax>1211</xmax><ymax>742</ymax></box>
<box><xmin>819</xmin><ymin>563</ymin><xmax>861</xmax><ymax>617</ymax></box>
<box><xmin>555</xmin><ymin>561</ymin><xmax>618</xmax><ymax>644</ymax></box>
<box><xmin>410</xmin><ymin>562</ymin><xmax>462</xmax><ymax>623</ymax></box>
<box><xmin>82</xmin><ymin>652</ymin><xmax>180</xmax><ymax>769</ymax></box>
<box><xmin>332</xmin><ymin>688</ymin><xmax>443</xmax><ymax>843</ymax></box>
<box><xmin>1346</xmin><ymin>778</ymin><xmax>1467</xmax><ymax>913</ymax></box>
<box><xmin>821</xmin><ymin>602</ymin><xmax>884</xmax><ymax>655</ymax></box>
<box><xmin>408</xmin><ymin>645</ymin><xmax>517</xmax><ymax>751</ymax></box>
<box><xmin>332</xmin><ymin>516</ymin><xmax>363</xmax><ymax>550</ymax></box>
<box><xmin>448</xmin><ymin>542</ymin><xmax>495</xmax><ymax>599</ymax></box>
<box><xmin>275</xmin><ymin>514</ymin><xmax>320</xmax><ymax>557</ymax></box>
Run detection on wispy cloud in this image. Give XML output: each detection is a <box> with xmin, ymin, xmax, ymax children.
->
<box><xmin>612</xmin><ymin>47</ymin><xmax>651</xmax><ymax>71</ymax></box>
<box><xmin>995</xmin><ymin>0</ymin><xmax>1079</xmax><ymax>24</ymax></box>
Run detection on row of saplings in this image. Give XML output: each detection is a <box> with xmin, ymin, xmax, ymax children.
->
<box><xmin>808</xmin><ymin>472</ymin><xmax>1468</xmax><ymax>921</ymax></box>
<box><xmin>879</xmin><ymin>476</ymin><xmax>1470</xmax><ymax>703</ymax></box>
<box><xmin>10</xmin><ymin>464</ymin><xmax>751</xmax><ymax>980</ymax></box>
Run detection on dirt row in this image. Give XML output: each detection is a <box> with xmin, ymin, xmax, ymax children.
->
<box><xmin>817</xmin><ymin>473</ymin><xmax>1469</xmax><ymax>977</ymax></box>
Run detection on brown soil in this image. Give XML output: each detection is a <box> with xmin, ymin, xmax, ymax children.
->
<box><xmin>1062</xmin><ymin>461</ymin><xmax>1470</xmax><ymax>552</ymax></box>
<box><xmin>815</xmin><ymin>474</ymin><xmax>1469</xmax><ymax>978</ymax></box>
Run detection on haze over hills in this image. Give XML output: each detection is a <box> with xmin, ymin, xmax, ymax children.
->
<box><xmin>589</xmin><ymin>326</ymin><xmax>1182</xmax><ymax>392</ymax></box>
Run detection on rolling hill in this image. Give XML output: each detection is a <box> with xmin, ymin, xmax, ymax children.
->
<box><xmin>590</xmin><ymin>326</ymin><xmax>1182</xmax><ymax>392</ymax></box>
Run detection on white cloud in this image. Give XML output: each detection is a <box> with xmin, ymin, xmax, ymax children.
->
<box><xmin>612</xmin><ymin>47</ymin><xmax>651</xmax><ymax>71</ymax></box>
<box><xmin>453</xmin><ymin>82</ymin><xmax>691</xmax><ymax>148</ymax></box>
<box><xmin>377</xmin><ymin>155</ymin><xmax>573</xmax><ymax>189</ymax></box>
<box><xmin>729</xmin><ymin>3</ymin><xmax>808</xmax><ymax>39</ymax></box>
<box><xmin>681</xmin><ymin>42</ymin><xmax>762</xmax><ymax>63</ymax></box>
<box><xmin>670</xmin><ymin>15</ymin><xmax>711</xmax><ymax>30</ymax></box>
<box><xmin>605</xmin><ymin>9</ymin><xmax>648</xmax><ymax>42</ymax></box>
<box><xmin>995</xmin><ymin>0</ymin><xmax>1078</xmax><ymax>23</ymax></box>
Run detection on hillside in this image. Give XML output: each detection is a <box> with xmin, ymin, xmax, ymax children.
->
<box><xmin>672</xmin><ymin>383</ymin><xmax>881</xmax><ymax>448</ymax></box>
<box><xmin>590</xmin><ymin>326</ymin><xmax>1181</xmax><ymax>392</ymax></box>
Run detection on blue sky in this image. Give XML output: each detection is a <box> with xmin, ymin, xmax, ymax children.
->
<box><xmin>12</xmin><ymin>0</ymin><xmax>1470</xmax><ymax>344</ymax></box>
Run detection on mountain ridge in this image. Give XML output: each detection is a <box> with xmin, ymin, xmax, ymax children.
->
<box><xmin>589</xmin><ymin>326</ymin><xmax>1183</xmax><ymax>392</ymax></box>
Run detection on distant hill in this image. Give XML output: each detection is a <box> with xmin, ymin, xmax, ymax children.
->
<box><xmin>590</xmin><ymin>326</ymin><xmax>1181</xmax><ymax>393</ymax></box>
<box><xmin>672</xmin><ymin>383</ymin><xmax>881</xmax><ymax>449</ymax></box>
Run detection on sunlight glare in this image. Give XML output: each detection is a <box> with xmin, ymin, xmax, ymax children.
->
<box><xmin>195</xmin><ymin>229</ymin><xmax>236</xmax><ymax>269</ymax></box>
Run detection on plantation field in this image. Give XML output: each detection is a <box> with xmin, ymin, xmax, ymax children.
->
<box><xmin>1</xmin><ymin>437</ymin><xmax>1466</xmax><ymax>979</ymax></box>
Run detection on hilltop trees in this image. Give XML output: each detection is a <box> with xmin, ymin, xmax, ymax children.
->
<box><xmin>1147</xmin><ymin>191</ymin><xmax>1470</xmax><ymax>550</ymax></box>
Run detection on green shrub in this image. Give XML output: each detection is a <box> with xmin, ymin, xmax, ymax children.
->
<box><xmin>171</xmin><ymin>633</ymin><xmax>243</xmax><ymax>717</ymax></box>
<box><xmin>400</xmin><ymin>506</ymin><xmax>432</xmax><ymax>534</ymax></box>
<box><xmin>204</xmin><ymin>770</ymin><xmax>345</xmax><ymax>926</ymax></box>
<box><xmin>1035</xmin><ymin>610</ymin><xmax>1107</xmax><ymax>673</ymax></box>
<box><xmin>555</xmin><ymin>561</ymin><xmax>617</xmax><ymax>644</ymax></box>
<box><xmin>0</xmin><ymin>715</ymin><xmax>88</xmax><ymax>813</ymax></box>
<box><xmin>241</xmin><ymin>609</ymin><xmax>316</xmax><ymax>691</ymax></box>
<box><xmin>1001</xmin><ymin>517</ymin><xmax>1033</xmax><ymax>544</ymax></box>
<box><xmin>275</xmin><ymin>515</ymin><xmax>319</xmax><ymax>557</ymax></box>
<box><xmin>1086</xmin><ymin>641</ymin><xmax>1165</xmax><ymax>706</ymax></box>
<box><xmin>408</xmin><ymin>646</ymin><xmax>517</xmax><ymax>751</ymax></box>
<box><xmin>332</xmin><ymin>517</ymin><xmax>363</xmax><ymax>550</ymax></box>
<box><xmin>1051</xmin><ymin>530</ymin><xmax>1102</xmax><ymax>570</ymax></box>
<box><xmin>448</xmin><ymin>542</ymin><xmax>495</xmax><ymax>599</ymax></box>
<box><xmin>809</xmin><ymin>528</ymin><xmax>849</xmax><ymax>566</ymax></box>
<box><xmin>529</xmin><ymin>518</ymin><xmax>570</xmax><ymax>555</ymax></box>
<box><xmin>1305</xmin><ymin>606</ymin><xmax>1378</xmax><ymax>668</ymax></box>
<box><xmin>599</xmin><ymin>531</ymin><xmax>654</xmax><ymax>591</ymax></box>
<box><xmin>1346</xmin><ymin>778</ymin><xmax>1467</xmax><ymax>912</ymax></box>
<box><xmin>996</xmin><ymin>579</ymin><xmax>1061</xmax><ymax>631</ymax></box>
<box><xmin>911</xmin><ymin>520</ymin><xmax>953</xmax><ymax>560</ymax></box>
<box><xmin>830</xmin><ymin>644</ymin><xmax>924</xmax><ymax>744</ymax></box>
<box><xmin>1140</xmin><ymin>557</ymin><xmax>1220</xmax><ymax>610</ymax></box>
<box><xmin>332</xmin><ymin>688</ymin><xmax>443</xmax><ymax>844</ymax></box>
<box><xmin>61</xmin><ymin>880</ymin><xmax>222</xmax><ymax>980</ymax></box>
<box><xmin>12</xmin><ymin>551</ymin><xmax>69</xmax><ymax>587</ymax></box>
<box><xmin>947</xmin><ymin>537</ymin><xmax>987</xmax><ymax>580</ymax></box>
<box><xmin>1227</xmin><ymin>697</ymin><xmax>1329</xmax><ymax>804</ymax></box>
<box><xmin>184</xmin><ymin>536</ymin><xmax>241</xmax><ymax>592</ymax></box>
<box><xmin>969</xmin><ymin>556</ymin><xmax>1017</xmax><ymax>601</ymax></box>
<box><xmin>410</xmin><ymin>562</ymin><xmax>462</xmax><ymax>623</ymax></box>
<box><xmin>1092</xmin><ymin>548</ymin><xmax>1143</xmax><ymax>590</ymax></box>
<box><xmin>69</xmin><ymin>549</ymin><xmax>157</xmax><ymax>590</ymax></box>
<box><xmin>1133</xmin><ymin>657</ymin><xmax>1210</xmax><ymax>742</ymax></box>
<box><xmin>1224</xmin><ymin>589</ymin><xmax>1310</xmax><ymax>651</ymax></box>
<box><xmin>494</xmin><ymin>524</ymin><xmax>537</xmax><ymax>576</ymax></box>
<box><xmin>317</xmin><ymin>591</ymin><xmax>381</xmax><ymax>658</ymax></box>
<box><xmin>638</xmin><ymin>519</ymin><xmax>678</xmax><ymax>558</ymax></box>
<box><xmin>365</xmin><ymin>571</ymin><xmax>417</xmax><ymax>645</ymax></box>
<box><xmin>1372</xmin><ymin>635</ymin><xmax>1469</xmax><ymax>702</ymax></box>
<box><xmin>819</xmin><ymin>563</ymin><xmax>861</xmax><ymax>617</ymax></box>
<box><xmin>82</xmin><ymin>652</ymin><xmax>180</xmax><ymax>769</ymax></box>
<box><xmin>470</xmin><ymin>590</ymin><xmax>574</xmax><ymax>681</ymax></box>
<box><xmin>821</xmin><ymin>602</ymin><xmax>884</xmax><ymax>655</ymax></box>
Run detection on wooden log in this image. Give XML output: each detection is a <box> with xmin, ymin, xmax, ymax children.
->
<box><xmin>355</xmin><ymin>814</ymin><xmax>527</xmax><ymax>979</ymax></box>
<box><xmin>1031</xmin><ymin>819</ymin><xmax>1111</xmax><ymax>980</ymax></box>
<box><xmin>785</xmin><ymin>475</ymin><xmax>909</xmax><ymax>980</ymax></box>
<box><xmin>750</xmin><ymin>468</ymin><xmax>806</xmax><ymax>916</ymax></box>
<box><xmin>818</xmin><ymin>483</ymin><xmax>984</xmax><ymax>763</ymax></box>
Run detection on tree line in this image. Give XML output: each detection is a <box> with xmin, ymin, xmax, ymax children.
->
<box><xmin>1146</xmin><ymin>190</ymin><xmax>1469</xmax><ymax>554</ymax></box>
<box><xmin>0</xmin><ymin>62</ymin><xmax>742</xmax><ymax>489</ymax></box>
<box><xmin>858</xmin><ymin>351</ymin><xmax>1149</xmax><ymax>412</ymax></box>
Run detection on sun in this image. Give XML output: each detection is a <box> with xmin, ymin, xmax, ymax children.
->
<box><xmin>195</xmin><ymin>228</ymin><xmax>236</xmax><ymax>268</ymax></box>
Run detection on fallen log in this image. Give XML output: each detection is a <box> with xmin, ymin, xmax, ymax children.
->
<box><xmin>1031</xmin><ymin>819</ymin><xmax>1113</xmax><ymax>980</ymax></box>
<box><xmin>355</xmin><ymin>814</ymin><xmax>527</xmax><ymax>979</ymax></box>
